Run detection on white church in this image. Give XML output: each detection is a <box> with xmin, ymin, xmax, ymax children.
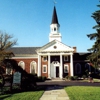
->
<box><xmin>7</xmin><ymin>6</ymin><xmax>91</xmax><ymax>79</ymax></box>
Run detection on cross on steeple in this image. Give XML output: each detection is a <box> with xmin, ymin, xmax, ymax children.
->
<box><xmin>53</xmin><ymin>0</ymin><xmax>57</xmax><ymax>5</ymax></box>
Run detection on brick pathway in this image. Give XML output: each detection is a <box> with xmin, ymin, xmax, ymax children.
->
<box><xmin>39</xmin><ymin>86</ymin><xmax>70</xmax><ymax>100</ymax></box>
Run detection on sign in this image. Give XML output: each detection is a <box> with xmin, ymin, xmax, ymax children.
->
<box><xmin>13</xmin><ymin>72</ymin><xmax>21</xmax><ymax>84</ymax></box>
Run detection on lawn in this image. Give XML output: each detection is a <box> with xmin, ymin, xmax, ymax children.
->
<box><xmin>65</xmin><ymin>86</ymin><xmax>100</xmax><ymax>100</ymax></box>
<box><xmin>0</xmin><ymin>90</ymin><xmax>44</xmax><ymax>100</ymax></box>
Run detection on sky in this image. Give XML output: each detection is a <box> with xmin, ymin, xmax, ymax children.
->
<box><xmin>0</xmin><ymin>0</ymin><xmax>99</xmax><ymax>52</ymax></box>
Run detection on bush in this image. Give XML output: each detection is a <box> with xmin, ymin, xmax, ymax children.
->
<box><xmin>31</xmin><ymin>73</ymin><xmax>37</xmax><ymax>76</ymax></box>
<box><xmin>41</xmin><ymin>76</ymin><xmax>46</xmax><ymax>81</ymax></box>
<box><xmin>69</xmin><ymin>76</ymin><xmax>74</xmax><ymax>80</ymax></box>
<box><xmin>21</xmin><ymin>74</ymin><xmax>37</xmax><ymax>90</ymax></box>
<box><xmin>82</xmin><ymin>75</ymin><xmax>87</xmax><ymax>79</ymax></box>
<box><xmin>4</xmin><ymin>75</ymin><xmax>12</xmax><ymax>83</ymax></box>
<box><xmin>65</xmin><ymin>76</ymin><xmax>78</xmax><ymax>80</ymax></box>
<box><xmin>36</xmin><ymin>76</ymin><xmax>46</xmax><ymax>82</ymax></box>
<box><xmin>74</xmin><ymin>76</ymin><xmax>78</xmax><ymax>80</ymax></box>
<box><xmin>38</xmin><ymin>76</ymin><xmax>42</xmax><ymax>82</ymax></box>
<box><xmin>65</xmin><ymin>75</ymin><xmax>69</xmax><ymax>80</ymax></box>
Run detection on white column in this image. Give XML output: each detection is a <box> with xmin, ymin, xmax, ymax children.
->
<box><xmin>60</xmin><ymin>54</ymin><xmax>63</xmax><ymax>78</ymax></box>
<box><xmin>48</xmin><ymin>54</ymin><xmax>51</xmax><ymax>78</ymax></box>
<box><xmin>38</xmin><ymin>54</ymin><xmax>41</xmax><ymax>76</ymax></box>
<box><xmin>70</xmin><ymin>53</ymin><xmax>74</xmax><ymax>76</ymax></box>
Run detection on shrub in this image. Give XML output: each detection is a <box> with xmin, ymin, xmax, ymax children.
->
<box><xmin>41</xmin><ymin>76</ymin><xmax>46</xmax><ymax>81</ymax></box>
<box><xmin>21</xmin><ymin>74</ymin><xmax>37</xmax><ymax>90</ymax></box>
<box><xmin>69</xmin><ymin>76</ymin><xmax>74</xmax><ymax>80</ymax></box>
<box><xmin>37</xmin><ymin>76</ymin><xmax>46</xmax><ymax>82</ymax></box>
<box><xmin>4</xmin><ymin>75</ymin><xmax>12</xmax><ymax>82</ymax></box>
<box><xmin>74</xmin><ymin>76</ymin><xmax>78</xmax><ymax>80</ymax></box>
<box><xmin>82</xmin><ymin>75</ymin><xmax>87</xmax><ymax>79</ymax></box>
<box><xmin>38</xmin><ymin>76</ymin><xmax>42</xmax><ymax>82</ymax></box>
<box><xmin>65</xmin><ymin>75</ymin><xmax>69</xmax><ymax>80</ymax></box>
<box><xmin>32</xmin><ymin>73</ymin><xmax>37</xmax><ymax>76</ymax></box>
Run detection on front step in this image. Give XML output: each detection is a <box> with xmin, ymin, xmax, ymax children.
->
<box><xmin>52</xmin><ymin>78</ymin><xmax>65</xmax><ymax>81</ymax></box>
<box><xmin>46</xmin><ymin>78</ymin><xmax>65</xmax><ymax>82</ymax></box>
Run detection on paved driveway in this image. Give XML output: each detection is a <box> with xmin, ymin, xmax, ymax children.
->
<box><xmin>37</xmin><ymin>81</ymin><xmax>100</xmax><ymax>87</ymax></box>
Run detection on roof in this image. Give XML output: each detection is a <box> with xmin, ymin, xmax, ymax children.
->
<box><xmin>36</xmin><ymin>40</ymin><xmax>74</xmax><ymax>53</ymax></box>
<box><xmin>51</xmin><ymin>6</ymin><xmax>59</xmax><ymax>24</ymax></box>
<box><xmin>7</xmin><ymin>47</ymin><xmax>41</xmax><ymax>55</ymax></box>
<box><xmin>73</xmin><ymin>52</ymin><xmax>91</xmax><ymax>61</ymax></box>
<box><xmin>6</xmin><ymin>46</ymin><xmax>90</xmax><ymax>59</ymax></box>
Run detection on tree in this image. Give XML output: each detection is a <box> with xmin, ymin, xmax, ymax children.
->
<box><xmin>0</xmin><ymin>31</ymin><xmax>17</xmax><ymax>88</ymax></box>
<box><xmin>87</xmin><ymin>2</ymin><xmax>100</xmax><ymax>68</ymax></box>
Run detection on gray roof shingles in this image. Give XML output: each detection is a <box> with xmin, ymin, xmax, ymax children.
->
<box><xmin>7</xmin><ymin>47</ymin><xmax>41</xmax><ymax>55</ymax></box>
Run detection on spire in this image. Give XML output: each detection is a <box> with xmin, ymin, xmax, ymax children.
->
<box><xmin>49</xmin><ymin>6</ymin><xmax>62</xmax><ymax>42</ymax></box>
<box><xmin>51</xmin><ymin>6</ymin><xmax>59</xmax><ymax>24</ymax></box>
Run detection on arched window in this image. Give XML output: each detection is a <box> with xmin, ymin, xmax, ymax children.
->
<box><xmin>75</xmin><ymin>63</ymin><xmax>81</xmax><ymax>74</ymax></box>
<box><xmin>30</xmin><ymin>61</ymin><xmax>37</xmax><ymax>74</ymax></box>
<box><xmin>85</xmin><ymin>63</ymin><xmax>91</xmax><ymax>72</ymax></box>
<box><xmin>54</xmin><ymin>27</ymin><xmax>56</xmax><ymax>31</ymax></box>
<box><xmin>6</xmin><ymin>62</ymin><xmax>12</xmax><ymax>75</ymax></box>
<box><xmin>18</xmin><ymin>61</ymin><xmax>25</xmax><ymax>70</ymax></box>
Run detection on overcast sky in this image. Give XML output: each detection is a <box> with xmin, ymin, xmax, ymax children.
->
<box><xmin>0</xmin><ymin>0</ymin><xmax>99</xmax><ymax>52</ymax></box>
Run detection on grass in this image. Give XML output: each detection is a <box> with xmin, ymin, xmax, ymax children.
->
<box><xmin>0</xmin><ymin>90</ymin><xmax>44</xmax><ymax>100</ymax></box>
<box><xmin>0</xmin><ymin>86</ymin><xmax>45</xmax><ymax>100</ymax></box>
<box><xmin>1</xmin><ymin>83</ymin><xmax>100</xmax><ymax>100</ymax></box>
<box><xmin>80</xmin><ymin>78</ymin><xmax>100</xmax><ymax>82</ymax></box>
<box><xmin>65</xmin><ymin>77</ymin><xmax>100</xmax><ymax>83</ymax></box>
<box><xmin>65</xmin><ymin>86</ymin><xmax>100</xmax><ymax>100</ymax></box>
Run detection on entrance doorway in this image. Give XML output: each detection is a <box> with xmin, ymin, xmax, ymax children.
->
<box><xmin>51</xmin><ymin>61</ymin><xmax>60</xmax><ymax>78</ymax></box>
<box><xmin>56</xmin><ymin>66</ymin><xmax>59</xmax><ymax>77</ymax></box>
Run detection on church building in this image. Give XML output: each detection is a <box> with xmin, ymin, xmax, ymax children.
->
<box><xmin>7</xmin><ymin>6</ymin><xmax>91</xmax><ymax>79</ymax></box>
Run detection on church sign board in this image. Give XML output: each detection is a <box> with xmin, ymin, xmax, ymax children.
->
<box><xmin>13</xmin><ymin>72</ymin><xmax>21</xmax><ymax>84</ymax></box>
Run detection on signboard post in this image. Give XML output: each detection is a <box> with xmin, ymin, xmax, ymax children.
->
<box><xmin>13</xmin><ymin>72</ymin><xmax>21</xmax><ymax>84</ymax></box>
<box><xmin>13</xmin><ymin>72</ymin><xmax>21</xmax><ymax>89</ymax></box>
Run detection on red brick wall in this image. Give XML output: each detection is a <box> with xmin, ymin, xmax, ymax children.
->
<box><xmin>13</xmin><ymin>58</ymin><xmax>38</xmax><ymax>74</ymax></box>
<box><xmin>12</xmin><ymin>55</ymin><xmax>72</xmax><ymax>78</ymax></box>
<box><xmin>63</xmin><ymin>55</ymin><xmax>71</xmax><ymax>77</ymax></box>
<box><xmin>41</xmin><ymin>56</ymin><xmax>48</xmax><ymax>77</ymax></box>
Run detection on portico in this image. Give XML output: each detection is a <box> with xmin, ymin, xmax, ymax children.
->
<box><xmin>36</xmin><ymin>40</ymin><xmax>74</xmax><ymax>79</ymax></box>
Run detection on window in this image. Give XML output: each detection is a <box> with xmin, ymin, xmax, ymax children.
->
<box><xmin>75</xmin><ymin>63</ymin><xmax>81</xmax><ymax>74</ymax></box>
<box><xmin>30</xmin><ymin>61</ymin><xmax>36</xmax><ymax>74</ymax></box>
<box><xmin>85</xmin><ymin>63</ymin><xmax>91</xmax><ymax>72</ymax></box>
<box><xmin>54</xmin><ymin>27</ymin><xmax>56</xmax><ymax>31</ymax></box>
<box><xmin>43</xmin><ymin>65</ymin><xmax>47</xmax><ymax>73</ymax></box>
<box><xmin>18</xmin><ymin>61</ymin><xmax>25</xmax><ymax>70</ymax></box>
<box><xmin>6</xmin><ymin>62</ymin><xmax>12</xmax><ymax>75</ymax></box>
<box><xmin>43</xmin><ymin>56</ymin><xmax>47</xmax><ymax>61</ymax></box>
<box><xmin>64</xmin><ymin>65</ymin><xmax>69</xmax><ymax>73</ymax></box>
<box><xmin>6</xmin><ymin>68</ymin><xmax>12</xmax><ymax>75</ymax></box>
<box><xmin>64</xmin><ymin>56</ymin><xmax>68</xmax><ymax>61</ymax></box>
<box><xmin>54</xmin><ymin>45</ymin><xmax>57</xmax><ymax>49</ymax></box>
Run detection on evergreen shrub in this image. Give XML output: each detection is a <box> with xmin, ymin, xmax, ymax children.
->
<box><xmin>73</xmin><ymin>76</ymin><xmax>78</xmax><ymax>80</ymax></box>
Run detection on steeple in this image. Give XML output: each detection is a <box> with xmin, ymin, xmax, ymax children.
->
<box><xmin>49</xmin><ymin>6</ymin><xmax>62</xmax><ymax>42</ymax></box>
<box><xmin>51</xmin><ymin>6</ymin><xmax>59</xmax><ymax>25</ymax></box>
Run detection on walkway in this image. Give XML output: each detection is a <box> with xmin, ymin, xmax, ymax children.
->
<box><xmin>38</xmin><ymin>79</ymin><xmax>100</xmax><ymax>100</ymax></box>
<box><xmin>39</xmin><ymin>85</ymin><xmax>70</xmax><ymax>100</ymax></box>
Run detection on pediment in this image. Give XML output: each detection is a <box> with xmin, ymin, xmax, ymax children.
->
<box><xmin>36</xmin><ymin>40</ymin><xmax>74</xmax><ymax>53</ymax></box>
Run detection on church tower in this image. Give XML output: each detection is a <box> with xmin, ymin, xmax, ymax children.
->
<box><xmin>49</xmin><ymin>6</ymin><xmax>62</xmax><ymax>42</ymax></box>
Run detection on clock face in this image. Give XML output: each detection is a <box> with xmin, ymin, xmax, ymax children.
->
<box><xmin>54</xmin><ymin>45</ymin><xmax>57</xmax><ymax>49</ymax></box>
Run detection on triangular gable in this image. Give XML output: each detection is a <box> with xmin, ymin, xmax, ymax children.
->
<box><xmin>36</xmin><ymin>40</ymin><xmax>74</xmax><ymax>53</ymax></box>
